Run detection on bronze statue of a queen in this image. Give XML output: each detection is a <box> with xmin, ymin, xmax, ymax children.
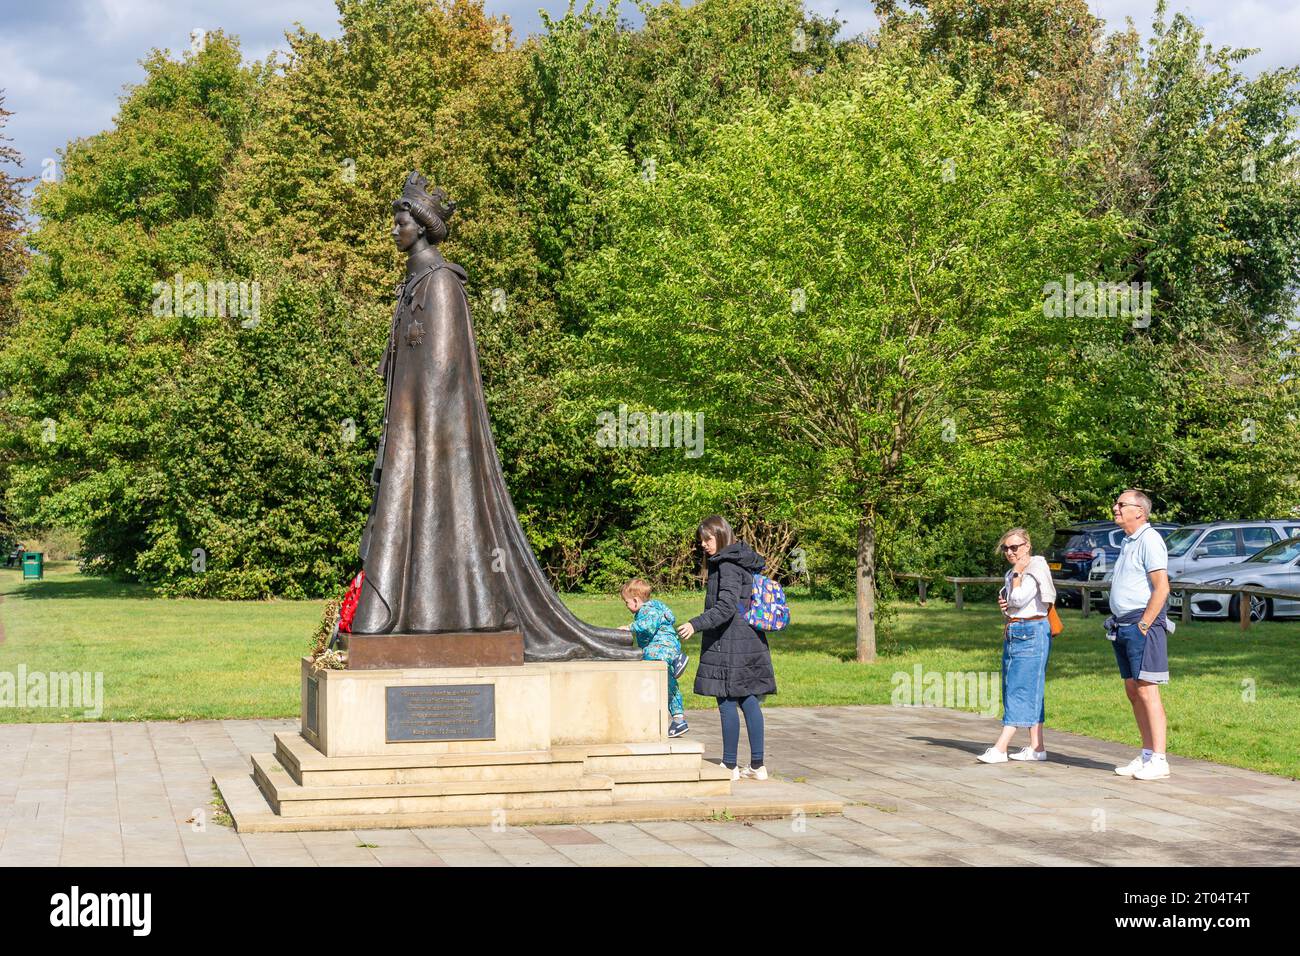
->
<box><xmin>348</xmin><ymin>172</ymin><xmax>637</xmax><ymax>666</ymax></box>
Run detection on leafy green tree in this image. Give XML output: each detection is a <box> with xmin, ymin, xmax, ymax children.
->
<box><xmin>574</xmin><ymin>65</ymin><xmax>1127</xmax><ymax>659</ymax></box>
<box><xmin>872</xmin><ymin>0</ymin><xmax>1300</xmax><ymax>525</ymax></box>
<box><xmin>525</xmin><ymin>0</ymin><xmax>854</xmax><ymax>589</ymax></box>
<box><xmin>0</xmin><ymin>91</ymin><xmax>31</xmax><ymax>552</ymax></box>
<box><xmin>874</xmin><ymin>0</ymin><xmax>1139</xmax><ymax>149</ymax></box>
<box><xmin>0</xmin><ymin>92</ymin><xmax>26</xmax><ymax>335</ymax></box>
<box><xmin>625</xmin><ymin>0</ymin><xmax>846</xmax><ymax>159</ymax></box>
<box><xmin>1109</xmin><ymin>7</ymin><xmax>1300</xmax><ymax>517</ymax></box>
<box><xmin>3</xmin><ymin>0</ymin><xmax>867</xmax><ymax>597</ymax></box>
<box><xmin>0</xmin><ymin>34</ymin><xmax>262</xmax><ymax>585</ymax></box>
<box><xmin>6</xmin><ymin>0</ymin><xmax>1293</xmax><ymax>608</ymax></box>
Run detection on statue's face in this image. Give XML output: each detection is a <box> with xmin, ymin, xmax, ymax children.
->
<box><xmin>392</xmin><ymin>209</ymin><xmax>424</xmax><ymax>252</ymax></box>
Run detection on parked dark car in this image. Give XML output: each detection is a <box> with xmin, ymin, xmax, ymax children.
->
<box><xmin>1044</xmin><ymin>521</ymin><xmax>1180</xmax><ymax>607</ymax></box>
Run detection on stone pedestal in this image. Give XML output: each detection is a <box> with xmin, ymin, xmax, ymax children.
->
<box><xmin>300</xmin><ymin>657</ymin><xmax>665</xmax><ymax>757</ymax></box>
<box><xmin>215</xmin><ymin>657</ymin><xmax>843</xmax><ymax>832</ymax></box>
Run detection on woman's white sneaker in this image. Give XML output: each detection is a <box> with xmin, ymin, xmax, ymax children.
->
<box><xmin>717</xmin><ymin>761</ymin><xmax>741</xmax><ymax>781</ymax></box>
<box><xmin>740</xmin><ymin>765</ymin><xmax>769</xmax><ymax>780</ymax></box>
<box><xmin>1114</xmin><ymin>756</ymin><xmax>1146</xmax><ymax>777</ymax></box>
<box><xmin>1009</xmin><ymin>747</ymin><xmax>1047</xmax><ymax>761</ymax></box>
<box><xmin>977</xmin><ymin>747</ymin><xmax>1008</xmax><ymax>764</ymax></box>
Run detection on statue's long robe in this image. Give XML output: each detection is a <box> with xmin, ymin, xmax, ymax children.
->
<box><xmin>351</xmin><ymin>258</ymin><xmax>639</xmax><ymax>661</ymax></box>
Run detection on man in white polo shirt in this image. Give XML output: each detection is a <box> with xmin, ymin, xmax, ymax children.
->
<box><xmin>1105</xmin><ymin>489</ymin><xmax>1172</xmax><ymax>780</ymax></box>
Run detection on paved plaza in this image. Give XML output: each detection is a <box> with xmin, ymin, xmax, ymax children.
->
<box><xmin>1</xmin><ymin>705</ymin><xmax>1298</xmax><ymax>866</ymax></box>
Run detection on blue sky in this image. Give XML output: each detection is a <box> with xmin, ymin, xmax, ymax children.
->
<box><xmin>1</xmin><ymin>0</ymin><xmax>1298</xmax><ymax>184</ymax></box>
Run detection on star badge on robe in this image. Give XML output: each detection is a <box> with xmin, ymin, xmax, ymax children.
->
<box><xmin>405</xmin><ymin>318</ymin><xmax>425</xmax><ymax>347</ymax></box>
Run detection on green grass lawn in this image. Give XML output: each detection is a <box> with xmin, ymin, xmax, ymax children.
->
<box><xmin>2</xmin><ymin>561</ymin><xmax>1296</xmax><ymax>778</ymax></box>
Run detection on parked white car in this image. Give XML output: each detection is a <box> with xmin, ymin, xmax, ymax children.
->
<box><xmin>1086</xmin><ymin>519</ymin><xmax>1300</xmax><ymax>610</ymax></box>
<box><xmin>1169</xmin><ymin>535</ymin><xmax>1300</xmax><ymax>621</ymax></box>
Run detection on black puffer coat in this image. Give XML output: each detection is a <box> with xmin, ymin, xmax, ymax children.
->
<box><xmin>690</xmin><ymin>541</ymin><xmax>777</xmax><ymax>699</ymax></box>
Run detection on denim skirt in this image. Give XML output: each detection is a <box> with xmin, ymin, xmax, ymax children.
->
<box><xmin>1001</xmin><ymin>617</ymin><xmax>1051</xmax><ymax>727</ymax></box>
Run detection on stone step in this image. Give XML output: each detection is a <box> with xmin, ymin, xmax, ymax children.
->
<box><xmin>558</xmin><ymin>740</ymin><xmax>709</xmax><ymax>778</ymax></box>
<box><xmin>277</xmin><ymin>735</ymin><xmax>587</xmax><ymax>787</ymax></box>
<box><xmin>292</xmin><ymin>760</ymin><xmax>589</xmax><ymax>788</ymax></box>
<box><xmin>256</xmin><ymin>756</ymin><xmax>737</xmax><ymax>816</ymax></box>
<box><xmin>215</xmin><ymin>771</ymin><xmax>845</xmax><ymax>833</ymax></box>
<box><xmin>276</xmin><ymin>731</ymin><xmax>561</xmax><ymax>773</ymax></box>
<box><xmin>253</xmin><ymin>753</ymin><xmax>615</xmax><ymax>817</ymax></box>
<box><xmin>612</xmin><ymin>778</ymin><xmax>733</xmax><ymax>799</ymax></box>
<box><xmin>257</xmin><ymin>752</ymin><xmax>597</xmax><ymax>801</ymax></box>
<box><xmin>607</xmin><ymin>759</ymin><xmax>733</xmax><ymax>798</ymax></box>
<box><xmin>582</xmin><ymin>753</ymin><xmax>706</xmax><ymax>777</ymax></box>
<box><xmin>276</xmin><ymin>732</ymin><xmax>709</xmax><ymax>787</ymax></box>
<box><xmin>603</xmin><ymin>768</ymin><xmax>711</xmax><ymax>785</ymax></box>
<box><xmin>551</xmin><ymin>740</ymin><xmax>706</xmax><ymax>759</ymax></box>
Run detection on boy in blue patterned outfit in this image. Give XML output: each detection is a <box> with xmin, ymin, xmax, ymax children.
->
<box><xmin>620</xmin><ymin>579</ymin><xmax>690</xmax><ymax>738</ymax></box>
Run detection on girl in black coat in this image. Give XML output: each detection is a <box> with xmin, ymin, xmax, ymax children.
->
<box><xmin>677</xmin><ymin>515</ymin><xmax>777</xmax><ymax>780</ymax></box>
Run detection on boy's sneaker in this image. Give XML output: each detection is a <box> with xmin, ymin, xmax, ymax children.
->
<box><xmin>1009</xmin><ymin>747</ymin><xmax>1047</xmax><ymax>762</ymax></box>
<box><xmin>1133</xmin><ymin>757</ymin><xmax>1170</xmax><ymax>781</ymax></box>
<box><xmin>667</xmin><ymin>717</ymin><xmax>689</xmax><ymax>738</ymax></box>
<box><xmin>740</xmin><ymin>764</ymin><xmax>769</xmax><ymax>780</ymax></box>
<box><xmin>672</xmin><ymin>652</ymin><xmax>689</xmax><ymax>679</ymax></box>
<box><xmin>1114</xmin><ymin>756</ymin><xmax>1146</xmax><ymax>777</ymax></box>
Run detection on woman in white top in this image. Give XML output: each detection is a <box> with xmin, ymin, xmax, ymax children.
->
<box><xmin>978</xmin><ymin>527</ymin><xmax>1057</xmax><ymax>764</ymax></box>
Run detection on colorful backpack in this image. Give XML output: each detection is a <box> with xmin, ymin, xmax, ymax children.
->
<box><xmin>741</xmin><ymin>573</ymin><xmax>790</xmax><ymax>632</ymax></box>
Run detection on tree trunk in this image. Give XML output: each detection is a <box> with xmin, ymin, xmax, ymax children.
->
<box><xmin>855</xmin><ymin>511</ymin><xmax>877</xmax><ymax>663</ymax></box>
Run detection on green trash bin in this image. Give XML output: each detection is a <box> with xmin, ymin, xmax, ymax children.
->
<box><xmin>21</xmin><ymin>551</ymin><xmax>44</xmax><ymax>581</ymax></box>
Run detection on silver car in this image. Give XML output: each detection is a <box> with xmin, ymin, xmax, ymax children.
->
<box><xmin>1087</xmin><ymin>518</ymin><xmax>1300</xmax><ymax>609</ymax></box>
<box><xmin>1169</xmin><ymin>535</ymin><xmax>1300</xmax><ymax>621</ymax></box>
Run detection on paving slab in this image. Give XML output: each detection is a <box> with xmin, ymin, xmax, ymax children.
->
<box><xmin>0</xmin><ymin>706</ymin><xmax>1295</xmax><ymax>865</ymax></box>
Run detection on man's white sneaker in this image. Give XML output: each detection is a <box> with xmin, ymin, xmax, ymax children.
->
<box><xmin>1009</xmin><ymin>747</ymin><xmax>1047</xmax><ymax>762</ymax></box>
<box><xmin>740</xmin><ymin>765</ymin><xmax>769</xmax><ymax>780</ymax></box>
<box><xmin>1133</xmin><ymin>758</ymin><xmax>1170</xmax><ymax>781</ymax></box>
<box><xmin>1114</xmin><ymin>756</ymin><xmax>1146</xmax><ymax>777</ymax></box>
<box><xmin>977</xmin><ymin>747</ymin><xmax>1008</xmax><ymax>764</ymax></box>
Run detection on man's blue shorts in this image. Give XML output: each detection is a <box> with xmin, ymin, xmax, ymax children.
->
<box><xmin>1112</xmin><ymin>622</ymin><xmax>1169</xmax><ymax>684</ymax></box>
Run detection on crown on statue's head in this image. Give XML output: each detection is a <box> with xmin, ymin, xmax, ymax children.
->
<box><xmin>398</xmin><ymin>170</ymin><xmax>456</xmax><ymax>224</ymax></box>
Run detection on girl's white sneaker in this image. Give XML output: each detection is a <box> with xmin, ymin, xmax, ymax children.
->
<box><xmin>717</xmin><ymin>761</ymin><xmax>741</xmax><ymax>781</ymax></box>
<box><xmin>977</xmin><ymin>747</ymin><xmax>1009</xmax><ymax>764</ymax></box>
<box><xmin>740</xmin><ymin>765</ymin><xmax>769</xmax><ymax>780</ymax></box>
<box><xmin>1009</xmin><ymin>747</ymin><xmax>1047</xmax><ymax>761</ymax></box>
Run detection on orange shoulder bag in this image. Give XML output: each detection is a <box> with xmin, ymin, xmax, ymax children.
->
<box><xmin>1048</xmin><ymin>604</ymin><xmax>1063</xmax><ymax>637</ymax></box>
